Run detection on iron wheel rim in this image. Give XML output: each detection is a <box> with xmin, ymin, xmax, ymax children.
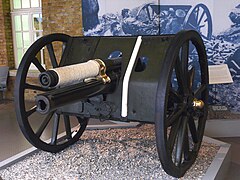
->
<box><xmin>14</xmin><ymin>33</ymin><xmax>88</xmax><ymax>153</ymax></box>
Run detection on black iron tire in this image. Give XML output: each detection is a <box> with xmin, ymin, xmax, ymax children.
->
<box><xmin>155</xmin><ymin>30</ymin><xmax>209</xmax><ymax>178</ymax></box>
<box><xmin>14</xmin><ymin>33</ymin><xmax>88</xmax><ymax>153</ymax></box>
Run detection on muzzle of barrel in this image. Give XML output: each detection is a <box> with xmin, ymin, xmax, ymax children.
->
<box><xmin>39</xmin><ymin>70</ymin><xmax>59</xmax><ymax>88</ymax></box>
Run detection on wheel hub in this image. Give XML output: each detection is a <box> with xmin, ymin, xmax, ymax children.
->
<box><xmin>193</xmin><ymin>99</ymin><xmax>204</xmax><ymax>109</ymax></box>
<box><xmin>183</xmin><ymin>95</ymin><xmax>204</xmax><ymax>111</ymax></box>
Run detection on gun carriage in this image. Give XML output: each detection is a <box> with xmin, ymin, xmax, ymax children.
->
<box><xmin>14</xmin><ymin>30</ymin><xmax>208</xmax><ymax>178</ymax></box>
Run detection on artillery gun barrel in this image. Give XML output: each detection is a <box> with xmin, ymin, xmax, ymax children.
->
<box><xmin>39</xmin><ymin>59</ymin><xmax>121</xmax><ymax>88</ymax></box>
<box><xmin>35</xmin><ymin>59</ymin><xmax>121</xmax><ymax>114</ymax></box>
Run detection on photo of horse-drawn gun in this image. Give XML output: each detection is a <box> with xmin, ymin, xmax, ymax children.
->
<box><xmin>84</xmin><ymin>2</ymin><xmax>212</xmax><ymax>41</ymax></box>
<box><xmin>133</xmin><ymin>3</ymin><xmax>212</xmax><ymax>39</ymax></box>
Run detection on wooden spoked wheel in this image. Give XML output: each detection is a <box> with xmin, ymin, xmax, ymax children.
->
<box><xmin>183</xmin><ymin>3</ymin><xmax>212</xmax><ymax>40</ymax></box>
<box><xmin>155</xmin><ymin>30</ymin><xmax>208</xmax><ymax>177</ymax></box>
<box><xmin>137</xmin><ymin>3</ymin><xmax>156</xmax><ymax>22</ymax></box>
<box><xmin>14</xmin><ymin>33</ymin><xmax>88</xmax><ymax>153</ymax></box>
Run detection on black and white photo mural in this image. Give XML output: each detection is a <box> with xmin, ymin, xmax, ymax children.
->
<box><xmin>82</xmin><ymin>0</ymin><xmax>240</xmax><ymax>113</ymax></box>
<box><xmin>210</xmin><ymin>1</ymin><xmax>240</xmax><ymax>112</ymax></box>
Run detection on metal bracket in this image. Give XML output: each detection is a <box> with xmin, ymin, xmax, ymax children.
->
<box><xmin>95</xmin><ymin>59</ymin><xmax>111</xmax><ymax>84</ymax></box>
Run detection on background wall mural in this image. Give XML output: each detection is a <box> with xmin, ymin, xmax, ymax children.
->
<box><xmin>82</xmin><ymin>0</ymin><xmax>240</xmax><ymax>114</ymax></box>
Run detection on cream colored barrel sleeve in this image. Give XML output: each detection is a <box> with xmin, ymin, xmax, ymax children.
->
<box><xmin>51</xmin><ymin>60</ymin><xmax>100</xmax><ymax>87</ymax></box>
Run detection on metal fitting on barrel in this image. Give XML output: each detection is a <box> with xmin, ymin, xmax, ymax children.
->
<box><xmin>94</xmin><ymin>59</ymin><xmax>111</xmax><ymax>84</ymax></box>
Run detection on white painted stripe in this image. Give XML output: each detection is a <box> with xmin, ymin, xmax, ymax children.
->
<box><xmin>121</xmin><ymin>36</ymin><xmax>142</xmax><ymax>117</ymax></box>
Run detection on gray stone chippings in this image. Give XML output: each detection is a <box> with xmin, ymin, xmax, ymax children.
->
<box><xmin>0</xmin><ymin>125</ymin><xmax>219</xmax><ymax>179</ymax></box>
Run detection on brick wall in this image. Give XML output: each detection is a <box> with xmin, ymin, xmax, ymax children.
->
<box><xmin>0</xmin><ymin>0</ymin><xmax>14</xmax><ymax>68</ymax></box>
<box><xmin>0</xmin><ymin>0</ymin><xmax>8</xmax><ymax>66</ymax></box>
<box><xmin>42</xmin><ymin>0</ymin><xmax>83</xmax><ymax>36</ymax></box>
<box><xmin>42</xmin><ymin>0</ymin><xmax>83</xmax><ymax>68</ymax></box>
<box><xmin>4</xmin><ymin>0</ymin><xmax>84</xmax><ymax>100</ymax></box>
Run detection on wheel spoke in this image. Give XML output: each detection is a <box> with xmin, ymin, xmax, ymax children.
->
<box><xmin>183</xmin><ymin>127</ymin><xmax>190</xmax><ymax>161</ymax></box>
<box><xmin>178</xmin><ymin>41</ymin><xmax>190</xmax><ymax>95</ymax></box>
<box><xmin>197</xmin><ymin>12</ymin><xmax>206</xmax><ymax>26</ymax></box>
<box><xmin>64</xmin><ymin>115</ymin><xmax>72</xmax><ymax>139</ymax></box>
<box><xmin>59</xmin><ymin>41</ymin><xmax>69</xmax><ymax>64</ymax></box>
<box><xmin>61</xmin><ymin>42</ymin><xmax>67</xmax><ymax>57</ymax></box>
<box><xmin>26</xmin><ymin>106</ymin><xmax>37</xmax><ymax>117</ymax></box>
<box><xmin>195</xmin><ymin>7</ymin><xmax>199</xmax><ymax>21</ymax></box>
<box><xmin>200</xmin><ymin>34</ymin><xmax>208</xmax><ymax>40</ymax></box>
<box><xmin>175</xmin><ymin>116</ymin><xmax>188</xmax><ymax>166</ymax></box>
<box><xmin>62</xmin><ymin>42</ymin><xmax>67</xmax><ymax>52</ymax></box>
<box><xmin>36</xmin><ymin>112</ymin><xmax>54</xmax><ymax>138</ymax></box>
<box><xmin>181</xmin><ymin>42</ymin><xmax>189</xmax><ymax>84</ymax></box>
<box><xmin>32</xmin><ymin>57</ymin><xmax>45</xmax><ymax>72</ymax></box>
<box><xmin>187</xmin><ymin>22</ymin><xmax>197</xmax><ymax>29</ymax></box>
<box><xmin>166</xmin><ymin>104</ymin><xmax>186</xmax><ymax>127</ymax></box>
<box><xmin>188</xmin><ymin>67</ymin><xmax>195</xmax><ymax>90</ymax></box>
<box><xmin>199</xmin><ymin>24</ymin><xmax>206</xmax><ymax>29</ymax></box>
<box><xmin>168</xmin><ymin>120</ymin><xmax>181</xmax><ymax>154</ymax></box>
<box><xmin>175</xmin><ymin>57</ymin><xmax>187</xmax><ymax>94</ymax></box>
<box><xmin>47</xmin><ymin>43</ymin><xmax>58</xmax><ymax>68</ymax></box>
<box><xmin>188</xmin><ymin>116</ymin><xmax>198</xmax><ymax>143</ymax></box>
<box><xmin>50</xmin><ymin>113</ymin><xmax>60</xmax><ymax>145</ymax></box>
<box><xmin>169</xmin><ymin>88</ymin><xmax>183</xmax><ymax>102</ymax></box>
<box><xmin>194</xmin><ymin>84</ymin><xmax>207</xmax><ymax>98</ymax></box>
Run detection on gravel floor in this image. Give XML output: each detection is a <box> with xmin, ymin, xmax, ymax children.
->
<box><xmin>0</xmin><ymin>124</ymin><xmax>220</xmax><ymax>180</ymax></box>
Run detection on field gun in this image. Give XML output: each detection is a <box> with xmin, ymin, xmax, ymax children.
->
<box><xmin>14</xmin><ymin>30</ymin><xmax>208</xmax><ymax>177</ymax></box>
